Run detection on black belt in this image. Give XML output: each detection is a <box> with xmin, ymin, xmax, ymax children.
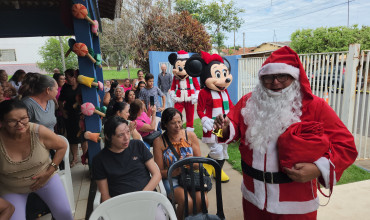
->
<box><xmin>241</xmin><ymin>160</ymin><xmax>292</xmax><ymax>184</ymax></box>
<box><xmin>179</xmin><ymin>88</ymin><xmax>190</xmax><ymax>90</ymax></box>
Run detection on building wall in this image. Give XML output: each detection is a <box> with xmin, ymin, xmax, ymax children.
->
<box><xmin>0</xmin><ymin>37</ymin><xmax>48</xmax><ymax>64</ymax></box>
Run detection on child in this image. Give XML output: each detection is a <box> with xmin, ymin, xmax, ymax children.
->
<box><xmin>138</xmin><ymin>73</ymin><xmax>165</xmax><ymax>117</ymax></box>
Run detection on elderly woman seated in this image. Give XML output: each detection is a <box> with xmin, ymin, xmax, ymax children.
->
<box><xmin>92</xmin><ymin>116</ymin><xmax>161</xmax><ymax>203</ymax></box>
<box><xmin>0</xmin><ymin>100</ymin><xmax>72</xmax><ymax>220</ymax></box>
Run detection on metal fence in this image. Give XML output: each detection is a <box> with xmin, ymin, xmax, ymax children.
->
<box><xmin>237</xmin><ymin>44</ymin><xmax>370</xmax><ymax>159</ymax></box>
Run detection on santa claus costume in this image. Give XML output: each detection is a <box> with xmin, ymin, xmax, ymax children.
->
<box><xmin>219</xmin><ymin>46</ymin><xmax>357</xmax><ymax>219</ymax></box>
<box><xmin>169</xmin><ymin>50</ymin><xmax>200</xmax><ymax>131</ymax></box>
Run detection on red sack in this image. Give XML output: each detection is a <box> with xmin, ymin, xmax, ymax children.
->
<box><xmin>277</xmin><ymin>121</ymin><xmax>329</xmax><ymax>170</ymax></box>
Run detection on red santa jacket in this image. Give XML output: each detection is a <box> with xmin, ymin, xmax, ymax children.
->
<box><xmin>197</xmin><ymin>88</ymin><xmax>234</xmax><ymax>143</ymax></box>
<box><xmin>170</xmin><ymin>76</ymin><xmax>200</xmax><ymax>103</ymax></box>
<box><xmin>220</xmin><ymin>68</ymin><xmax>357</xmax><ymax>214</ymax></box>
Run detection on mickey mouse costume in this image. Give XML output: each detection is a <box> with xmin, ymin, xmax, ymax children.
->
<box><xmin>185</xmin><ymin>51</ymin><xmax>234</xmax><ymax>183</ymax></box>
<box><xmin>168</xmin><ymin>50</ymin><xmax>200</xmax><ymax>131</ymax></box>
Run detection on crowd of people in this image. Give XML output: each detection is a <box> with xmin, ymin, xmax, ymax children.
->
<box><xmin>0</xmin><ymin>46</ymin><xmax>358</xmax><ymax>220</ymax></box>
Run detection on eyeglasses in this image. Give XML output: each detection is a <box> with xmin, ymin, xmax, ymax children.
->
<box><xmin>261</xmin><ymin>74</ymin><xmax>291</xmax><ymax>84</ymax></box>
<box><xmin>6</xmin><ymin>117</ymin><xmax>29</xmax><ymax>127</ymax></box>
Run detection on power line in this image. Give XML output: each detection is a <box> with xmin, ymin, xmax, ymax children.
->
<box><xmin>244</xmin><ymin>0</ymin><xmax>338</xmax><ymax>25</ymax></box>
<box><xmin>244</xmin><ymin>0</ymin><xmax>355</xmax><ymax>30</ymax></box>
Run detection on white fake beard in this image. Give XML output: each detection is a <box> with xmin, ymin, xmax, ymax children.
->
<box><xmin>241</xmin><ymin>80</ymin><xmax>303</xmax><ymax>154</ymax></box>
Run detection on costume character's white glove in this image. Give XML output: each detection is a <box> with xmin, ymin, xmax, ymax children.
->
<box><xmin>201</xmin><ymin>117</ymin><xmax>214</xmax><ymax>133</ymax></box>
<box><xmin>170</xmin><ymin>90</ymin><xmax>177</xmax><ymax>103</ymax></box>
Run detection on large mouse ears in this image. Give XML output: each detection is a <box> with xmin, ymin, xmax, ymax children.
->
<box><xmin>185</xmin><ymin>54</ymin><xmax>204</xmax><ymax>77</ymax></box>
<box><xmin>168</xmin><ymin>53</ymin><xmax>178</xmax><ymax>66</ymax></box>
<box><xmin>222</xmin><ymin>57</ymin><xmax>231</xmax><ymax>72</ymax></box>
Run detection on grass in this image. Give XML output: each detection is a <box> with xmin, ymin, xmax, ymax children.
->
<box><xmin>192</xmin><ymin>118</ymin><xmax>370</xmax><ymax>185</ymax></box>
<box><xmin>101</xmin><ymin>68</ymin><xmax>141</xmax><ymax>80</ymax></box>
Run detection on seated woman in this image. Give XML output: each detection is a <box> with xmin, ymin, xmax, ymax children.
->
<box><xmin>106</xmin><ymin>87</ymin><xmax>125</xmax><ymax>117</ymax></box>
<box><xmin>0</xmin><ymin>100</ymin><xmax>72</xmax><ymax>220</ymax></box>
<box><xmin>124</xmin><ymin>89</ymin><xmax>136</xmax><ymax>105</ymax></box>
<box><xmin>92</xmin><ymin>116</ymin><xmax>161</xmax><ymax>202</ymax></box>
<box><xmin>128</xmin><ymin>99</ymin><xmax>160</xmax><ymax>146</ymax></box>
<box><xmin>153</xmin><ymin>108</ymin><xmax>208</xmax><ymax>220</ymax></box>
<box><xmin>106</xmin><ymin>102</ymin><xmax>142</xmax><ymax>140</ymax></box>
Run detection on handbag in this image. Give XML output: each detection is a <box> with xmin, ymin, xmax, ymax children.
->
<box><xmin>142</xmin><ymin>130</ymin><xmax>161</xmax><ymax>146</ymax></box>
<box><xmin>163</xmin><ymin>133</ymin><xmax>212</xmax><ymax>192</ymax></box>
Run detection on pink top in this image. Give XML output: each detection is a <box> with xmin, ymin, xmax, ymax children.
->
<box><xmin>56</xmin><ymin>87</ymin><xmax>62</xmax><ymax>100</ymax></box>
<box><xmin>135</xmin><ymin>112</ymin><xmax>151</xmax><ymax>137</ymax></box>
<box><xmin>120</xmin><ymin>85</ymin><xmax>132</xmax><ymax>92</ymax></box>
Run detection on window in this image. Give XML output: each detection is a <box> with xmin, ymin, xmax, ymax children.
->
<box><xmin>0</xmin><ymin>49</ymin><xmax>17</xmax><ymax>62</ymax></box>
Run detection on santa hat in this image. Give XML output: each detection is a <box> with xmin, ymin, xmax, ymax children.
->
<box><xmin>258</xmin><ymin>46</ymin><xmax>300</xmax><ymax>80</ymax></box>
<box><xmin>177</xmin><ymin>50</ymin><xmax>189</xmax><ymax>59</ymax></box>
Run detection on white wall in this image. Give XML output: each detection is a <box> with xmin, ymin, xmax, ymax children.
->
<box><xmin>0</xmin><ymin>37</ymin><xmax>48</xmax><ymax>64</ymax></box>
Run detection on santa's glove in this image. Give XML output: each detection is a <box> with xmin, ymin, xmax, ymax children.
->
<box><xmin>191</xmin><ymin>97</ymin><xmax>198</xmax><ymax>105</ymax></box>
<box><xmin>201</xmin><ymin>117</ymin><xmax>214</xmax><ymax>133</ymax></box>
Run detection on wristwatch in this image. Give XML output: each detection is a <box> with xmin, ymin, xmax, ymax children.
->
<box><xmin>50</xmin><ymin>162</ymin><xmax>59</xmax><ymax>171</ymax></box>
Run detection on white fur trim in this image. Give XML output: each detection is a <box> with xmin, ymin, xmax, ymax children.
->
<box><xmin>186</xmin><ymin>127</ymin><xmax>194</xmax><ymax>132</ymax></box>
<box><xmin>314</xmin><ymin>157</ymin><xmax>337</xmax><ymax>188</ymax></box>
<box><xmin>259</xmin><ymin>63</ymin><xmax>300</xmax><ymax>80</ymax></box>
<box><xmin>177</xmin><ymin>53</ymin><xmax>189</xmax><ymax>59</ymax></box>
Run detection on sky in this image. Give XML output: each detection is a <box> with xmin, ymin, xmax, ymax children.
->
<box><xmin>221</xmin><ymin>0</ymin><xmax>370</xmax><ymax>48</ymax></box>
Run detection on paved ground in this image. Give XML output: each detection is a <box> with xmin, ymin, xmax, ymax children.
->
<box><xmin>41</xmin><ymin>140</ymin><xmax>370</xmax><ymax>220</ymax></box>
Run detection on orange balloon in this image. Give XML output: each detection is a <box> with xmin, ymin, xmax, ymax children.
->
<box><xmin>73</xmin><ymin>43</ymin><xmax>88</xmax><ymax>57</ymax></box>
<box><xmin>72</xmin><ymin>3</ymin><xmax>88</xmax><ymax>19</ymax></box>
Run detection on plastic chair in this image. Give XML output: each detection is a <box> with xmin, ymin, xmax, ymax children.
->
<box><xmin>89</xmin><ymin>191</ymin><xmax>177</xmax><ymax>220</ymax></box>
<box><xmin>93</xmin><ymin>166</ymin><xmax>167</xmax><ymax>210</ymax></box>
<box><xmin>168</xmin><ymin>157</ymin><xmax>225</xmax><ymax>219</ymax></box>
<box><xmin>58</xmin><ymin>135</ymin><xmax>75</xmax><ymax>215</ymax></box>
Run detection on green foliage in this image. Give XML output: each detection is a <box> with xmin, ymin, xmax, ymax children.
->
<box><xmin>37</xmin><ymin>37</ymin><xmax>78</xmax><ymax>73</ymax></box>
<box><xmin>291</xmin><ymin>25</ymin><xmax>370</xmax><ymax>53</ymax></box>
<box><xmin>102</xmin><ymin>68</ymin><xmax>141</xmax><ymax>80</ymax></box>
<box><xmin>175</xmin><ymin>0</ymin><xmax>244</xmax><ymax>53</ymax></box>
<box><xmin>134</xmin><ymin>10</ymin><xmax>211</xmax><ymax>73</ymax></box>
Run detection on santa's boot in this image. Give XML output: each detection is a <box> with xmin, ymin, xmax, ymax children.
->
<box><xmin>215</xmin><ymin>159</ymin><xmax>230</xmax><ymax>183</ymax></box>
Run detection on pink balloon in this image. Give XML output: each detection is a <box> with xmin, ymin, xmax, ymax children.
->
<box><xmin>81</xmin><ymin>102</ymin><xmax>95</xmax><ymax>116</ymax></box>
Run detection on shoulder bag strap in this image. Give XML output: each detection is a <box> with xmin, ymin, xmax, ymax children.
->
<box><xmin>163</xmin><ymin>132</ymin><xmax>180</xmax><ymax>160</ymax></box>
<box><xmin>185</xmin><ymin>130</ymin><xmax>188</xmax><ymax>141</ymax></box>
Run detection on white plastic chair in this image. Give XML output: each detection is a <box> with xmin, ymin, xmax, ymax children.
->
<box><xmin>58</xmin><ymin>135</ymin><xmax>75</xmax><ymax>215</ymax></box>
<box><xmin>90</xmin><ymin>191</ymin><xmax>177</xmax><ymax>220</ymax></box>
<box><xmin>93</xmin><ymin>179</ymin><xmax>167</xmax><ymax>210</ymax></box>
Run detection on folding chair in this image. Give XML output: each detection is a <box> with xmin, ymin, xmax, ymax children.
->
<box><xmin>168</xmin><ymin>157</ymin><xmax>225</xmax><ymax>220</ymax></box>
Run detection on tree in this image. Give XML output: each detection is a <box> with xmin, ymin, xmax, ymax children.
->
<box><xmin>100</xmin><ymin>17</ymin><xmax>135</xmax><ymax>73</ymax></box>
<box><xmin>174</xmin><ymin>0</ymin><xmax>244</xmax><ymax>53</ymax></box>
<box><xmin>133</xmin><ymin>10</ymin><xmax>211</xmax><ymax>73</ymax></box>
<box><xmin>37</xmin><ymin>37</ymin><xmax>78</xmax><ymax>73</ymax></box>
<box><xmin>290</xmin><ymin>25</ymin><xmax>370</xmax><ymax>53</ymax></box>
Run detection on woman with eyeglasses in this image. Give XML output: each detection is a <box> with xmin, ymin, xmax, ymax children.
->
<box><xmin>0</xmin><ymin>100</ymin><xmax>73</xmax><ymax>220</ymax></box>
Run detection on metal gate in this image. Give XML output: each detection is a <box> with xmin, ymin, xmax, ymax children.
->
<box><xmin>237</xmin><ymin>44</ymin><xmax>370</xmax><ymax>159</ymax></box>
